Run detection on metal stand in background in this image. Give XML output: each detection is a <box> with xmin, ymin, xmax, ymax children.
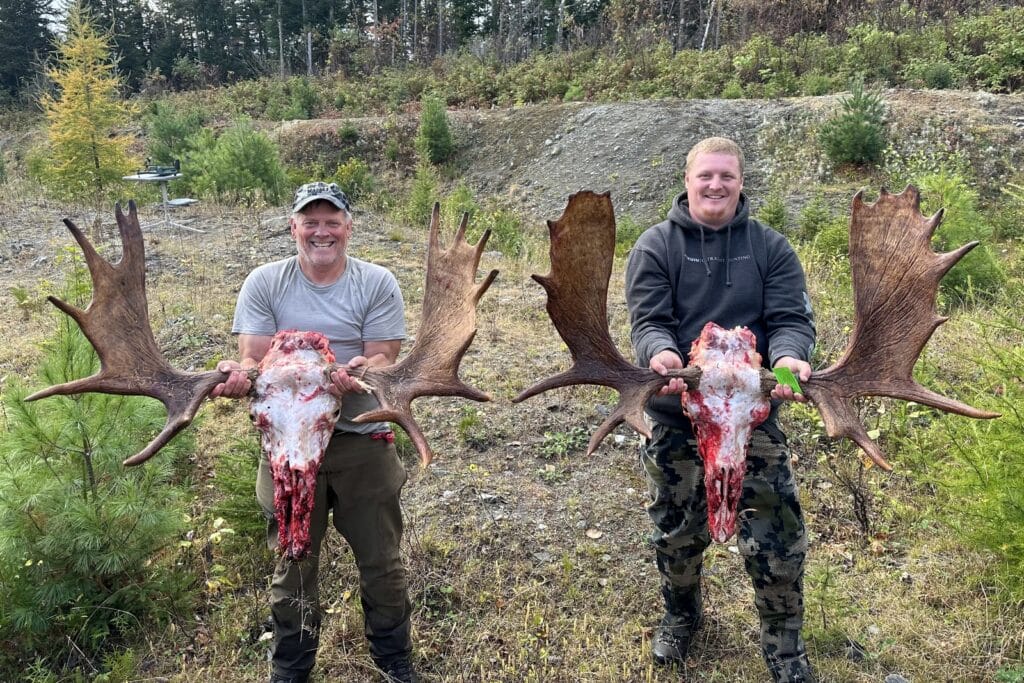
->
<box><xmin>122</xmin><ymin>172</ymin><xmax>204</xmax><ymax>233</ymax></box>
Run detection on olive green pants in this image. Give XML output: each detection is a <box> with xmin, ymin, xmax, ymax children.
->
<box><xmin>256</xmin><ymin>431</ymin><xmax>411</xmax><ymax>678</ymax></box>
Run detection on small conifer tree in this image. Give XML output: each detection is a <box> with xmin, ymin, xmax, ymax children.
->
<box><xmin>414</xmin><ymin>94</ymin><xmax>454</xmax><ymax>165</ymax></box>
<box><xmin>818</xmin><ymin>77</ymin><xmax>887</xmax><ymax>167</ymax></box>
<box><xmin>39</xmin><ymin>2</ymin><xmax>136</xmax><ymax>201</ymax></box>
<box><xmin>0</xmin><ymin>300</ymin><xmax>192</xmax><ymax>659</ymax></box>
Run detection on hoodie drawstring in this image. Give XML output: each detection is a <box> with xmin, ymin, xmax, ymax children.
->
<box><xmin>699</xmin><ymin>225</ymin><xmax>712</xmax><ymax>277</ymax></box>
<box><xmin>725</xmin><ymin>223</ymin><xmax>733</xmax><ymax>287</ymax></box>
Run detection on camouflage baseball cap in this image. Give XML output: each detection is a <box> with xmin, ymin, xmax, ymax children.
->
<box><xmin>292</xmin><ymin>181</ymin><xmax>351</xmax><ymax>213</ymax></box>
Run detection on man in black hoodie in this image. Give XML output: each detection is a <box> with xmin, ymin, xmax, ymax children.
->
<box><xmin>625</xmin><ymin>137</ymin><xmax>817</xmax><ymax>683</ymax></box>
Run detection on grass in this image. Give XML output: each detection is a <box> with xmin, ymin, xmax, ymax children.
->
<box><xmin>1</xmin><ymin>186</ymin><xmax>1023</xmax><ymax>682</ymax></box>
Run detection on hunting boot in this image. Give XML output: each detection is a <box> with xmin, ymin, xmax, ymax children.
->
<box><xmin>651</xmin><ymin>585</ymin><xmax>704</xmax><ymax>666</ymax></box>
<box><xmin>268</xmin><ymin>672</ymin><xmax>310</xmax><ymax>683</ymax></box>
<box><xmin>762</xmin><ymin>627</ymin><xmax>816</xmax><ymax>683</ymax></box>
<box><xmin>374</xmin><ymin>654</ymin><xmax>421</xmax><ymax>683</ymax></box>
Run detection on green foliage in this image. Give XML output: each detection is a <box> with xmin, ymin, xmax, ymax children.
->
<box><xmin>909</xmin><ymin>325</ymin><xmax>1024</xmax><ymax>601</ymax></box>
<box><xmin>475</xmin><ymin>203</ymin><xmax>526</xmax><ymax>258</ymax></box>
<box><xmin>36</xmin><ymin>2</ymin><xmax>136</xmax><ymax>201</ymax></box>
<box><xmin>185</xmin><ymin>119</ymin><xmax>288</xmax><ymax>205</ymax></box>
<box><xmin>921</xmin><ymin>61</ymin><xmax>955</xmax><ymax>89</ymax></box>
<box><xmin>795</xmin><ymin>195</ymin><xmax>833</xmax><ymax>241</ymax></box>
<box><xmin>950</xmin><ymin>8</ymin><xmax>1024</xmax><ymax>93</ymax></box>
<box><xmin>720</xmin><ymin>79</ymin><xmax>744</xmax><ymax>99</ymax></box>
<box><xmin>995</xmin><ymin>181</ymin><xmax>1024</xmax><ymax>240</ymax></box>
<box><xmin>615</xmin><ymin>215</ymin><xmax>645</xmax><ymax>256</ymax></box>
<box><xmin>915</xmin><ymin>170</ymin><xmax>1005</xmax><ymax>302</ymax></box>
<box><xmin>415</xmin><ymin>94</ymin><xmax>454</xmax><ymax>165</ymax></box>
<box><xmin>818</xmin><ymin>78</ymin><xmax>887</xmax><ymax>167</ymax></box>
<box><xmin>811</xmin><ymin>217</ymin><xmax>850</xmax><ymax>257</ymax></box>
<box><xmin>996</xmin><ymin>665</ymin><xmax>1024</xmax><ymax>683</ymax></box>
<box><xmin>457</xmin><ymin>407</ymin><xmax>490</xmax><ymax>451</ymax></box>
<box><xmin>0</xmin><ymin>312</ymin><xmax>192</xmax><ymax>665</ymax></box>
<box><xmin>208</xmin><ymin>436</ymin><xmax>265</xmax><ymax>543</ymax></box>
<box><xmin>756</xmin><ymin>193</ymin><xmax>789</xmax><ymax>231</ymax></box>
<box><xmin>145</xmin><ymin>100</ymin><xmax>204</xmax><ymax>166</ymax></box>
<box><xmin>441</xmin><ymin>181</ymin><xmax>479</xmax><ymax>227</ymax></box>
<box><xmin>285</xmin><ymin>77</ymin><xmax>320</xmax><ymax>119</ymax></box>
<box><xmin>562</xmin><ymin>83</ymin><xmax>585</xmax><ymax>102</ymax></box>
<box><xmin>330</xmin><ymin>157</ymin><xmax>376</xmax><ymax>203</ymax></box>
<box><xmin>403</xmin><ymin>162</ymin><xmax>439</xmax><ymax>227</ymax></box>
<box><xmin>0</xmin><ymin>150</ymin><xmax>6</xmax><ymax>184</ymax></box>
<box><xmin>540</xmin><ymin>427</ymin><xmax>589</xmax><ymax>459</ymax></box>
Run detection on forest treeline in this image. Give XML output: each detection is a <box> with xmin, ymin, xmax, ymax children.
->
<box><xmin>1</xmin><ymin>0</ymin><xmax>1021</xmax><ymax>105</ymax></box>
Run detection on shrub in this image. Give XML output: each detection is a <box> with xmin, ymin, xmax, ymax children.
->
<box><xmin>476</xmin><ymin>203</ymin><xmax>525</xmax><ymax>258</ymax></box>
<box><xmin>562</xmin><ymin>83</ymin><xmax>585</xmax><ymax>102</ymax></box>
<box><xmin>615</xmin><ymin>215</ymin><xmax>646</xmax><ymax>256</ymax></box>
<box><xmin>403</xmin><ymin>162</ymin><xmax>439</xmax><ymax>227</ymax></box>
<box><xmin>330</xmin><ymin>157</ymin><xmax>376</xmax><ymax>203</ymax></box>
<box><xmin>818</xmin><ymin>78</ymin><xmax>887</xmax><ymax>167</ymax></box>
<box><xmin>950</xmin><ymin>8</ymin><xmax>1024</xmax><ymax>93</ymax></box>
<box><xmin>811</xmin><ymin>216</ymin><xmax>850</xmax><ymax>256</ymax></box>
<box><xmin>756</xmin><ymin>193</ymin><xmax>789</xmax><ymax>232</ymax></box>
<box><xmin>145</xmin><ymin>101</ymin><xmax>204</xmax><ymax>166</ymax></box>
<box><xmin>441</xmin><ymin>182</ymin><xmax>480</xmax><ymax>228</ymax></box>
<box><xmin>922</xmin><ymin>61</ymin><xmax>954</xmax><ymax>89</ymax></box>
<box><xmin>720</xmin><ymin>79</ymin><xmax>744</xmax><ymax>99</ymax></box>
<box><xmin>906</xmin><ymin>322</ymin><xmax>1024</xmax><ymax>601</ymax></box>
<box><xmin>915</xmin><ymin>170</ymin><xmax>1005</xmax><ymax>302</ymax></box>
<box><xmin>0</xmin><ymin>151</ymin><xmax>5</xmax><ymax>184</ymax></box>
<box><xmin>414</xmin><ymin>94</ymin><xmax>454</xmax><ymax>165</ymax></box>
<box><xmin>995</xmin><ymin>181</ymin><xmax>1024</xmax><ymax>240</ymax></box>
<box><xmin>800</xmin><ymin>72</ymin><xmax>835</xmax><ymax>96</ymax></box>
<box><xmin>0</xmin><ymin>312</ymin><xmax>192</xmax><ymax>665</ymax></box>
<box><xmin>286</xmin><ymin>76</ymin><xmax>320</xmax><ymax>119</ymax></box>
<box><xmin>186</xmin><ymin>119</ymin><xmax>288</xmax><ymax>205</ymax></box>
<box><xmin>795</xmin><ymin>195</ymin><xmax>833</xmax><ymax>241</ymax></box>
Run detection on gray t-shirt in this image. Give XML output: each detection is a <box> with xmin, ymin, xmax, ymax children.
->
<box><xmin>232</xmin><ymin>255</ymin><xmax>406</xmax><ymax>434</ymax></box>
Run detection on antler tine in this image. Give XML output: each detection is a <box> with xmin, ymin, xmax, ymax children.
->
<box><xmin>357</xmin><ymin>207</ymin><xmax>499</xmax><ymax>466</ymax></box>
<box><xmin>26</xmin><ymin>201</ymin><xmax>227</xmax><ymax>466</ymax></box>
<box><xmin>803</xmin><ymin>185</ymin><xmax>999</xmax><ymax>467</ymax></box>
<box><xmin>513</xmin><ymin>191</ymin><xmax>694</xmax><ymax>454</ymax></box>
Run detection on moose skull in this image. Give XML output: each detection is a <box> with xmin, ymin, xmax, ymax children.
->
<box><xmin>250</xmin><ymin>330</ymin><xmax>341</xmax><ymax>560</ymax></box>
<box><xmin>681</xmin><ymin>322</ymin><xmax>771</xmax><ymax>543</ymax></box>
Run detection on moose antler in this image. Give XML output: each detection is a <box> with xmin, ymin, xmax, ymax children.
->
<box><xmin>515</xmin><ymin>188</ymin><xmax>998</xmax><ymax>465</ymax></box>
<box><xmin>355</xmin><ymin>203</ymin><xmax>499</xmax><ymax>464</ymax></box>
<box><xmin>25</xmin><ymin>202</ymin><xmax>226</xmax><ymax>465</ymax></box>
<box><xmin>801</xmin><ymin>186</ymin><xmax>999</xmax><ymax>468</ymax></box>
<box><xmin>511</xmin><ymin>192</ymin><xmax>758</xmax><ymax>455</ymax></box>
<box><xmin>27</xmin><ymin>201</ymin><xmax>498</xmax><ymax>468</ymax></box>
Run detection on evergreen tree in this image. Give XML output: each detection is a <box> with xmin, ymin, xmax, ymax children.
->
<box><xmin>414</xmin><ymin>94</ymin><xmax>454</xmax><ymax>164</ymax></box>
<box><xmin>0</xmin><ymin>292</ymin><xmax>192</xmax><ymax>661</ymax></box>
<box><xmin>39</xmin><ymin>2</ymin><xmax>137</xmax><ymax>201</ymax></box>
<box><xmin>0</xmin><ymin>0</ymin><xmax>53</xmax><ymax>100</ymax></box>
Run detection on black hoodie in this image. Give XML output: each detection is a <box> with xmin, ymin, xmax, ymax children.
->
<box><xmin>625</xmin><ymin>191</ymin><xmax>816</xmax><ymax>430</ymax></box>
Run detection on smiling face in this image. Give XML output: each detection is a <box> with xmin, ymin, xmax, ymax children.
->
<box><xmin>290</xmin><ymin>200</ymin><xmax>353</xmax><ymax>283</ymax></box>
<box><xmin>684</xmin><ymin>151</ymin><xmax>744</xmax><ymax>230</ymax></box>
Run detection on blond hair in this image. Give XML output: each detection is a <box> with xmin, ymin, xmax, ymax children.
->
<box><xmin>685</xmin><ymin>137</ymin><xmax>745</xmax><ymax>176</ymax></box>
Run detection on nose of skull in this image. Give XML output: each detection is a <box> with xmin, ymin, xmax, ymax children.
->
<box><xmin>708</xmin><ymin>464</ymin><xmax>745</xmax><ymax>543</ymax></box>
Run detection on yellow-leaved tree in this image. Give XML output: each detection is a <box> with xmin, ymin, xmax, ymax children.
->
<box><xmin>39</xmin><ymin>2</ymin><xmax>136</xmax><ymax>201</ymax></box>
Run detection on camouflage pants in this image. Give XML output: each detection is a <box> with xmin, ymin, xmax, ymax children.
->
<box><xmin>641</xmin><ymin>421</ymin><xmax>808</xmax><ymax>663</ymax></box>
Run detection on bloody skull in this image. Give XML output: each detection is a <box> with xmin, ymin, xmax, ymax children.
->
<box><xmin>249</xmin><ymin>330</ymin><xmax>341</xmax><ymax>560</ymax></box>
<box><xmin>681</xmin><ymin>322</ymin><xmax>771</xmax><ymax>543</ymax></box>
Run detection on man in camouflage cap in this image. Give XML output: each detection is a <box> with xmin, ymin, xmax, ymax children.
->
<box><xmin>625</xmin><ymin>137</ymin><xmax>817</xmax><ymax>683</ymax></box>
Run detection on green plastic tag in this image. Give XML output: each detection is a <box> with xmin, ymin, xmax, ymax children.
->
<box><xmin>772</xmin><ymin>367</ymin><xmax>803</xmax><ymax>395</ymax></box>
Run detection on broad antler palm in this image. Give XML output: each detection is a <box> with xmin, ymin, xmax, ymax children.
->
<box><xmin>27</xmin><ymin>201</ymin><xmax>498</xmax><ymax>467</ymax></box>
<box><xmin>514</xmin><ymin>189</ymin><xmax>998</xmax><ymax>468</ymax></box>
